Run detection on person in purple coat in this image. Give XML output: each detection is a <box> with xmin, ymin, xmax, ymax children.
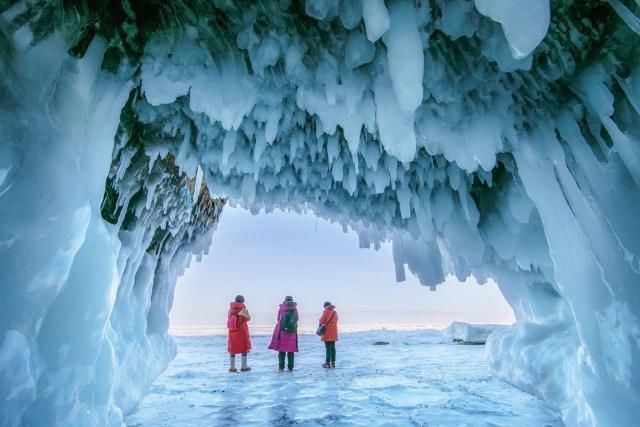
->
<box><xmin>268</xmin><ymin>296</ymin><xmax>299</xmax><ymax>371</ymax></box>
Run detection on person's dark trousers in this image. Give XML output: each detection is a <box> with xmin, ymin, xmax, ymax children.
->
<box><xmin>278</xmin><ymin>352</ymin><xmax>295</xmax><ymax>370</ymax></box>
<box><xmin>324</xmin><ymin>341</ymin><xmax>336</xmax><ymax>363</ymax></box>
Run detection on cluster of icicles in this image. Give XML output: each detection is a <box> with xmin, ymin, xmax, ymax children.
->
<box><xmin>0</xmin><ymin>0</ymin><xmax>639</xmax><ymax>426</ymax></box>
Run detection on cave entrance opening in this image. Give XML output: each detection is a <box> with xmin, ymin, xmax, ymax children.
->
<box><xmin>127</xmin><ymin>205</ymin><xmax>562</xmax><ymax>426</ymax></box>
<box><xmin>169</xmin><ymin>205</ymin><xmax>515</xmax><ymax>336</ymax></box>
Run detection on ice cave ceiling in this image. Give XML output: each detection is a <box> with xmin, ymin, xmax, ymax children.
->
<box><xmin>0</xmin><ymin>0</ymin><xmax>639</xmax><ymax>426</ymax></box>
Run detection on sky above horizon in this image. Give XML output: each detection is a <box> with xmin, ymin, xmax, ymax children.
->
<box><xmin>170</xmin><ymin>206</ymin><xmax>515</xmax><ymax>330</ymax></box>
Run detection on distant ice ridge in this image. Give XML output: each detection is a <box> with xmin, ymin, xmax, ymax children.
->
<box><xmin>1</xmin><ymin>1</ymin><xmax>639</xmax><ymax>426</ymax></box>
<box><xmin>444</xmin><ymin>322</ymin><xmax>508</xmax><ymax>344</ymax></box>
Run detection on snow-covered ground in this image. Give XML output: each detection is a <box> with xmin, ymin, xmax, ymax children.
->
<box><xmin>127</xmin><ymin>330</ymin><xmax>561</xmax><ymax>426</ymax></box>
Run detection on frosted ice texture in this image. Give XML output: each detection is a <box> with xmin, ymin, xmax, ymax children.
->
<box><xmin>1</xmin><ymin>1</ymin><xmax>639</xmax><ymax>426</ymax></box>
<box><xmin>444</xmin><ymin>322</ymin><xmax>508</xmax><ymax>344</ymax></box>
<box><xmin>474</xmin><ymin>0</ymin><xmax>550</xmax><ymax>59</ymax></box>
<box><xmin>129</xmin><ymin>332</ymin><xmax>563</xmax><ymax>426</ymax></box>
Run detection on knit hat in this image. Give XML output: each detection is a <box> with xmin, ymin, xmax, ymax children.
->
<box><xmin>324</xmin><ymin>301</ymin><xmax>332</xmax><ymax>308</ymax></box>
<box><xmin>284</xmin><ymin>296</ymin><xmax>294</xmax><ymax>303</ymax></box>
<box><xmin>235</xmin><ymin>295</ymin><xmax>245</xmax><ymax>303</ymax></box>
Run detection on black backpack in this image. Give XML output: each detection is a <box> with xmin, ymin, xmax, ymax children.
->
<box><xmin>280</xmin><ymin>310</ymin><xmax>297</xmax><ymax>333</ymax></box>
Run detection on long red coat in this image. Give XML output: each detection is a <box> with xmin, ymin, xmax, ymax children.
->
<box><xmin>227</xmin><ymin>302</ymin><xmax>252</xmax><ymax>355</ymax></box>
<box><xmin>319</xmin><ymin>305</ymin><xmax>338</xmax><ymax>342</ymax></box>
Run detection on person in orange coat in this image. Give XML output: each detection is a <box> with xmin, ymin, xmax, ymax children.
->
<box><xmin>319</xmin><ymin>301</ymin><xmax>338</xmax><ymax>368</ymax></box>
<box><xmin>227</xmin><ymin>295</ymin><xmax>252</xmax><ymax>372</ymax></box>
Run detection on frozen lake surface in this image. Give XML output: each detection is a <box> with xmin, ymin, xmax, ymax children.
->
<box><xmin>127</xmin><ymin>330</ymin><xmax>562</xmax><ymax>426</ymax></box>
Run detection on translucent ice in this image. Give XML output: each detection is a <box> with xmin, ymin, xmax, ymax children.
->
<box><xmin>444</xmin><ymin>322</ymin><xmax>508</xmax><ymax>344</ymax></box>
<box><xmin>1</xmin><ymin>1</ymin><xmax>639</xmax><ymax>426</ymax></box>
<box><xmin>475</xmin><ymin>0</ymin><xmax>550</xmax><ymax>59</ymax></box>
<box><xmin>383</xmin><ymin>0</ymin><xmax>424</xmax><ymax>113</ymax></box>
<box><xmin>362</xmin><ymin>0</ymin><xmax>391</xmax><ymax>42</ymax></box>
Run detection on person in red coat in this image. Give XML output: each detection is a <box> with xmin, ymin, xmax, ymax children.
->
<box><xmin>227</xmin><ymin>295</ymin><xmax>252</xmax><ymax>372</ymax></box>
<box><xmin>319</xmin><ymin>301</ymin><xmax>338</xmax><ymax>368</ymax></box>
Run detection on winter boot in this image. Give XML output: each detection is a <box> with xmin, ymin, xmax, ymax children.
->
<box><xmin>322</xmin><ymin>362</ymin><xmax>331</xmax><ymax>368</ymax></box>
<box><xmin>240</xmin><ymin>354</ymin><xmax>251</xmax><ymax>372</ymax></box>
<box><xmin>229</xmin><ymin>355</ymin><xmax>238</xmax><ymax>373</ymax></box>
<box><xmin>330</xmin><ymin>362</ymin><xmax>335</xmax><ymax>368</ymax></box>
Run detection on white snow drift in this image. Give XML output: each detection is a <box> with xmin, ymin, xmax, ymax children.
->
<box><xmin>1</xmin><ymin>1</ymin><xmax>639</xmax><ymax>426</ymax></box>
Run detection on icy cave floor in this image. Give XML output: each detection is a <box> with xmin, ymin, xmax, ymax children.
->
<box><xmin>127</xmin><ymin>330</ymin><xmax>561</xmax><ymax>426</ymax></box>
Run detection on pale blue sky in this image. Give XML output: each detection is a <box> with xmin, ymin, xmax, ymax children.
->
<box><xmin>170</xmin><ymin>206</ymin><xmax>515</xmax><ymax>331</ymax></box>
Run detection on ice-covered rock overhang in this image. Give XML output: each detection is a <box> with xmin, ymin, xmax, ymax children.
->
<box><xmin>0</xmin><ymin>0</ymin><xmax>639</xmax><ymax>425</ymax></box>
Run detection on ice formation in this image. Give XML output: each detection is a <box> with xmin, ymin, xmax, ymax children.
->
<box><xmin>0</xmin><ymin>0</ymin><xmax>639</xmax><ymax>426</ymax></box>
<box><xmin>444</xmin><ymin>322</ymin><xmax>507</xmax><ymax>344</ymax></box>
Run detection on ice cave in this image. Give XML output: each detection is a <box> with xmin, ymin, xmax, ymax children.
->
<box><xmin>0</xmin><ymin>0</ymin><xmax>639</xmax><ymax>425</ymax></box>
